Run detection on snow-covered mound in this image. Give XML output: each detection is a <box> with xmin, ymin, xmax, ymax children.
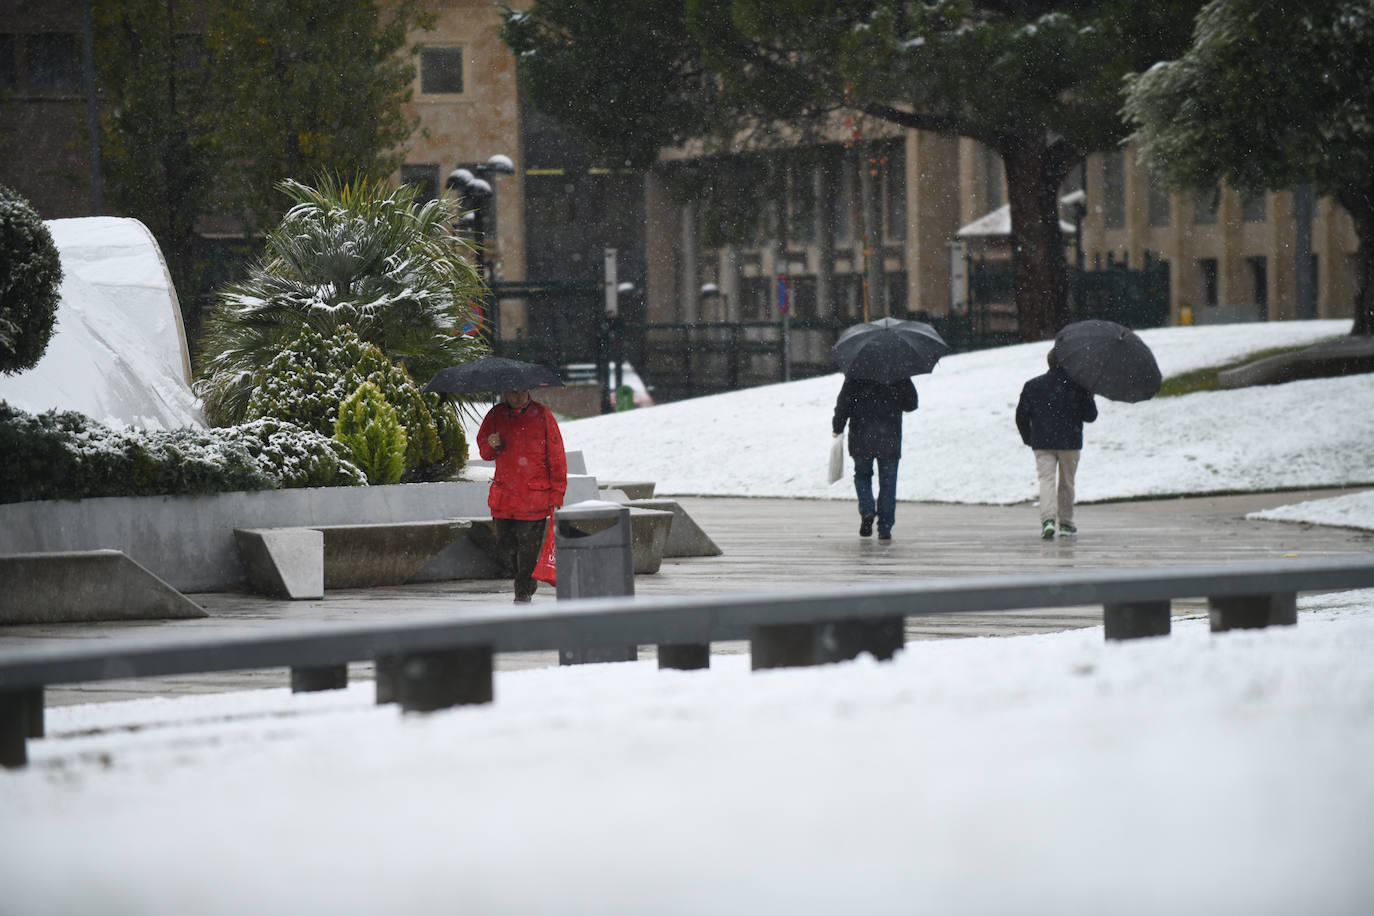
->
<box><xmin>0</xmin><ymin>217</ymin><xmax>204</xmax><ymax>429</ymax></box>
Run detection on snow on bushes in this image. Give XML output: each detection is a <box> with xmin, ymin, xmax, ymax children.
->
<box><xmin>243</xmin><ymin>324</ymin><xmax>465</xmax><ymax>480</ymax></box>
<box><xmin>0</xmin><ymin>401</ymin><xmax>363</xmax><ymax>505</ymax></box>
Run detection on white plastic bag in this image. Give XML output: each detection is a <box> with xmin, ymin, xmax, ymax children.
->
<box><xmin>827</xmin><ymin>435</ymin><xmax>845</xmax><ymax>485</ymax></box>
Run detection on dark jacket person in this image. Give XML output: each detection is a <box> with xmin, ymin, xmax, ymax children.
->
<box><xmin>833</xmin><ymin>376</ymin><xmax>918</xmax><ymax>540</ymax></box>
<box><xmin>1015</xmin><ymin>352</ymin><xmax>1097</xmax><ymax>539</ymax></box>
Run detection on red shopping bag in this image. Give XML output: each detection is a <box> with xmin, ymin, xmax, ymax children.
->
<box><xmin>532</xmin><ymin>516</ymin><xmax>557</xmax><ymax>585</ymax></box>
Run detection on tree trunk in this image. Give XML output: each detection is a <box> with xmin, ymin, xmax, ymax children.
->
<box><xmin>1337</xmin><ymin>189</ymin><xmax>1374</xmax><ymax>337</ymax></box>
<box><xmin>1002</xmin><ymin>143</ymin><xmax>1072</xmax><ymax>341</ymax></box>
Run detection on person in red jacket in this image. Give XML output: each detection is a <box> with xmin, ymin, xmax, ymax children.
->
<box><xmin>476</xmin><ymin>389</ymin><xmax>568</xmax><ymax>602</ymax></box>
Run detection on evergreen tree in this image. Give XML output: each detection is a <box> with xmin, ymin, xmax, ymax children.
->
<box><xmin>504</xmin><ymin>0</ymin><xmax>1204</xmax><ymax>340</ymax></box>
<box><xmin>94</xmin><ymin>0</ymin><xmax>218</xmax><ymax>333</ymax></box>
<box><xmin>0</xmin><ymin>186</ymin><xmax>63</xmax><ymax>375</ymax></box>
<box><xmin>1125</xmin><ymin>0</ymin><xmax>1374</xmax><ymax>336</ymax></box>
<box><xmin>94</xmin><ymin>0</ymin><xmax>434</xmax><ymax>332</ymax></box>
<box><xmin>333</xmin><ymin>380</ymin><xmax>407</xmax><ymax>486</ymax></box>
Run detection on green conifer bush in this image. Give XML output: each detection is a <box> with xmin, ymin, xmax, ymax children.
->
<box><xmin>333</xmin><ymin>380</ymin><xmax>407</xmax><ymax>485</ymax></box>
<box><xmin>242</xmin><ymin>325</ymin><xmax>465</xmax><ymax>479</ymax></box>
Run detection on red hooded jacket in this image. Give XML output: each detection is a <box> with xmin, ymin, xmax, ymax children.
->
<box><xmin>476</xmin><ymin>399</ymin><xmax>568</xmax><ymax>520</ymax></box>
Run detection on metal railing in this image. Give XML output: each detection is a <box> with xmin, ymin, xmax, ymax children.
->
<box><xmin>4</xmin><ymin>555</ymin><xmax>1373</xmax><ymax>767</ymax></box>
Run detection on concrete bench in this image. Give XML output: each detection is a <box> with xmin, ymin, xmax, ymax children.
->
<box><xmin>599</xmin><ymin>481</ymin><xmax>656</xmax><ymax>500</ymax></box>
<box><xmin>235</xmin><ymin>520</ymin><xmax>472</xmax><ymax>599</ymax></box>
<box><xmin>596</xmin><ymin>493</ymin><xmax>719</xmax><ymax>561</ymax></box>
<box><xmin>0</xmin><ymin>551</ymin><xmax>206</xmax><ymax>625</ymax></box>
<box><xmin>5</xmin><ymin>555</ymin><xmax>1374</xmax><ymax>768</ymax></box>
<box><xmin>463</xmin><ymin>505</ymin><xmax>674</xmax><ymax>575</ymax></box>
<box><xmin>624</xmin><ymin>499</ymin><xmax>721</xmax><ymax>558</ymax></box>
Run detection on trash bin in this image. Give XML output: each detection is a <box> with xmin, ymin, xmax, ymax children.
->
<box><xmin>554</xmin><ymin>500</ymin><xmax>635</xmax><ymax>664</ymax></box>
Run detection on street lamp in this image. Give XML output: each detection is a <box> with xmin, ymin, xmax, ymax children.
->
<box><xmin>447</xmin><ymin>154</ymin><xmax>515</xmax><ymax>341</ymax></box>
<box><xmin>1062</xmin><ymin>187</ymin><xmax>1087</xmax><ymax>319</ymax></box>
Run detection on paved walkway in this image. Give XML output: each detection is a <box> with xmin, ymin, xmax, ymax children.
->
<box><xmin>3</xmin><ymin>488</ymin><xmax>1370</xmax><ymax>705</ymax></box>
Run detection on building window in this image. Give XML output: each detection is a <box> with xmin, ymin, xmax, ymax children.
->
<box><xmin>788</xmin><ymin>162</ymin><xmax>816</xmax><ymax>245</ymax></box>
<box><xmin>420</xmin><ymin>47</ymin><xmax>463</xmax><ymax>94</ymax></box>
<box><xmin>1147</xmin><ymin>171</ymin><xmax>1171</xmax><ymax>227</ymax></box>
<box><xmin>1199</xmin><ymin>258</ymin><xmax>1218</xmax><ymax>306</ymax></box>
<box><xmin>982</xmin><ymin>145</ymin><xmax>1003</xmax><ymax>210</ymax></box>
<box><xmin>1248</xmin><ymin>256</ymin><xmax>1268</xmax><ymax>308</ymax></box>
<box><xmin>26</xmin><ymin>33</ymin><xmax>80</xmax><ymax>93</ymax></box>
<box><xmin>1102</xmin><ymin>150</ymin><xmax>1125</xmax><ymax>229</ymax></box>
<box><xmin>833</xmin><ymin>154</ymin><xmax>855</xmax><ymax>245</ymax></box>
<box><xmin>1241</xmin><ymin>190</ymin><xmax>1267</xmax><ymax>223</ymax></box>
<box><xmin>885</xmin><ymin>270</ymin><xmax>908</xmax><ymax>314</ymax></box>
<box><xmin>740</xmin><ymin>275</ymin><xmax>770</xmax><ymax>320</ymax></box>
<box><xmin>401</xmin><ymin>164</ymin><xmax>439</xmax><ymax>205</ymax></box>
<box><xmin>1192</xmin><ymin>186</ymin><xmax>1219</xmax><ymax>224</ymax></box>
<box><xmin>884</xmin><ymin>145</ymin><xmax>906</xmax><ymax>242</ymax></box>
<box><xmin>0</xmin><ymin>35</ymin><xmax>16</xmax><ymax>91</ymax></box>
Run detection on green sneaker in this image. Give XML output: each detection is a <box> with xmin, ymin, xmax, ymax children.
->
<box><xmin>1058</xmin><ymin>523</ymin><xmax>1078</xmax><ymax>538</ymax></box>
<box><xmin>1041</xmin><ymin>520</ymin><xmax>1056</xmax><ymax>540</ymax></box>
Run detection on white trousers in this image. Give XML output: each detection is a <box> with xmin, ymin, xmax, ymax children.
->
<box><xmin>1034</xmin><ymin>449</ymin><xmax>1081</xmax><ymax>526</ymax></box>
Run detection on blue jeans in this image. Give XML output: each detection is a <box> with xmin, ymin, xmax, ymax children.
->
<box><xmin>853</xmin><ymin>456</ymin><xmax>899</xmax><ymax>533</ymax></box>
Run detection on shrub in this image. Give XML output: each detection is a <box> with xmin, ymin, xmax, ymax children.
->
<box><xmin>0</xmin><ymin>186</ymin><xmax>64</xmax><ymax>375</ymax></box>
<box><xmin>242</xmin><ymin>324</ymin><xmax>465</xmax><ymax>479</ymax></box>
<box><xmin>0</xmin><ymin>402</ymin><xmax>365</xmax><ymax>505</ymax></box>
<box><xmin>333</xmin><ymin>380</ymin><xmax>407</xmax><ymax>485</ymax></box>
<box><xmin>216</xmin><ymin>418</ymin><xmax>368</xmax><ymax>488</ymax></box>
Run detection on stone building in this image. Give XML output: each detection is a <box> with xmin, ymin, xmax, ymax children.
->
<box><xmin>2</xmin><ymin>1</ymin><xmax>1361</xmax><ymax>359</ymax></box>
<box><xmin>642</xmin><ymin>127</ymin><xmax>1360</xmax><ymax>335</ymax></box>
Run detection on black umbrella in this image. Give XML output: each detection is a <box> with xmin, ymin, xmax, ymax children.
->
<box><xmin>423</xmin><ymin>357</ymin><xmax>564</xmax><ymax>394</ymax></box>
<box><xmin>830</xmin><ymin>317</ymin><xmax>949</xmax><ymax>382</ymax></box>
<box><xmin>1053</xmin><ymin>320</ymin><xmax>1162</xmax><ymax>403</ymax></box>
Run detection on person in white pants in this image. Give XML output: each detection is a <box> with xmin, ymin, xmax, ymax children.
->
<box><xmin>1015</xmin><ymin>350</ymin><xmax>1098</xmax><ymax>539</ymax></box>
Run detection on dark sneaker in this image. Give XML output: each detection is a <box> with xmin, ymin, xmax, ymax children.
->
<box><xmin>1058</xmin><ymin>523</ymin><xmax>1078</xmax><ymax>538</ymax></box>
<box><xmin>859</xmin><ymin>515</ymin><xmax>874</xmax><ymax>537</ymax></box>
<box><xmin>878</xmin><ymin>528</ymin><xmax>892</xmax><ymax>542</ymax></box>
<box><xmin>514</xmin><ymin>594</ymin><xmax>533</xmax><ymax>604</ymax></box>
<box><xmin>1041</xmin><ymin>520</ymin><xmax>1056</xmax><ymax>540</ymax></box>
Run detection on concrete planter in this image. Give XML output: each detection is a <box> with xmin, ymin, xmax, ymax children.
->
<box><xmin>0</xmin><ymin>476</ymin><xmax>599</xmax><ymax>593</ymax></box>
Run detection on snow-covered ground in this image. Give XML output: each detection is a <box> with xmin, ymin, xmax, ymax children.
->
<box><xmin>560</xmin><ymin>318</ymin><xmax>1373</xmax><ymax>504</ymax></box>
<box><xmin>3</xmin><ymin>319</ymin><xmax>1374</xmax><ymax>913</ymax></box>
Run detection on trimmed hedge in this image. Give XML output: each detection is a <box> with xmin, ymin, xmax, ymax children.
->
<box><xmin>0</xmin><ymin>402</ymin><xmax>365</xmax><ymax>505</ymax></box>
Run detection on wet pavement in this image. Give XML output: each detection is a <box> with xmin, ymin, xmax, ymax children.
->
<box><xmin>2</xmin><ymin>489</ymin><xmax>1370</xmax><ymax>705</ymax></box>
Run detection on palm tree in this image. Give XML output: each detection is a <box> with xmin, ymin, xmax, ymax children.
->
<box><xmin>197</xmin><ymin>174</ymin><xmax>488</xmax><ymax>424</ymax></box>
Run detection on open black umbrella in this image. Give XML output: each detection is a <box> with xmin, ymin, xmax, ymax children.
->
<box><xmin>423</xmin><ymin>357</ymin><xmax>564</xmax><ymax>394</ymax></box>
<box><xmin>830</xmin><ymin>317</ymin><xmax>948</xmax><ymax>382</ymax></box>
<box><xmin>1053</xmin><ymin>320</ymin><xmax>1162</xmax><ymax>403</ymax></box>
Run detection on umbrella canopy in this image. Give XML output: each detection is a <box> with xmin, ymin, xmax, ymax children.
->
<box><xmin>423</xmin><ymin>357</ymin><xmax>564</xmax><ymax>394</ymax></box>
<box><xmin>1053</xmin><ymin>320</ymin><xmax>1162</xmax><ymax>403</ymax></box>
<box><xmin>830</xmin><ymin>317</ymin><xmax>949</xmax><ymax>382</ymax></box>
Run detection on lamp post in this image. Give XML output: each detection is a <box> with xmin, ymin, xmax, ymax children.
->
<box><xmin>447</xmin><ymin>154</ymin><xmax>515</xmax><ymax>343</ymax></box>
<box><xmin>1065</xmin><ymin>188</ymin><xmax>1087</xmax><ymax>320</ymax></box>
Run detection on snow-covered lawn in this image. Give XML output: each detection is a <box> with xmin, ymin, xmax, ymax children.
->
<box><xmin>560</xmin><ymin>318</ymin><xmax>1373</xmax><ymax>504</ymax></box>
